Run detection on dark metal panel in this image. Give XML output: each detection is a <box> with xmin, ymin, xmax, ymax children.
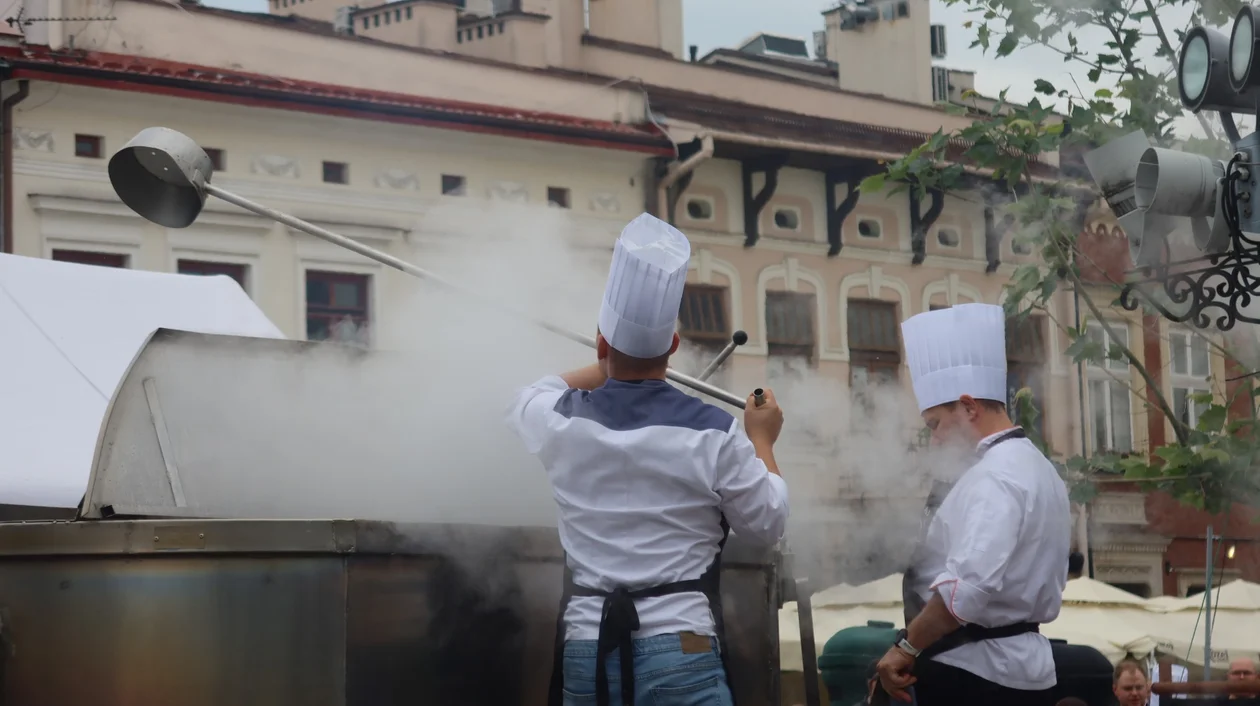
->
<box><xmin>0</xmin><ymin>556</ymin><xmax>347</xmax><ymax>706</ymax></box>
<box><xmin>722</xmin><ymin>562</ymin><xmax>782</xmax><ymax>706</ymax></box>
<box><xmin>344</xmin><ymin>554</ymin><xmax>530</xmax><ymax>706</ymax></box>
<box><xmin>0</xmin><ymin>520</ymin><xmax>784</xmax><ymax>705</ymax></box>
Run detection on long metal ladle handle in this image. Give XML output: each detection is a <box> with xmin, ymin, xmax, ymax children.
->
<box><xmin>203</xmin><ymin>183</ymin><xmax>747</xmax><ymax>409</ymax></box>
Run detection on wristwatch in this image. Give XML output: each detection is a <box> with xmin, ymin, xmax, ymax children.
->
<box><xmin>894</xmin><ymin>628</ymin><xmax>921</xmax><ymax>658</ymax></box>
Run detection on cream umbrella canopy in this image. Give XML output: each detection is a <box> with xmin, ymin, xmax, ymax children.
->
<box><xmin>780</xmin><ymin>575</ymin><xmax>1156</xmax><ymax>670</ymax></box>
<box><xmin>1135</xmin><ymin>580</ymin><xmax>1260</xmax><ymax>668</ymax></box>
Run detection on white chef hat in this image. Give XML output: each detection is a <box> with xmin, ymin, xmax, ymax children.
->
<box><xmin>901</xmin><ymin>303</ymin><xmax>1007</xmax><ymax>413</ymax></box>
<box><xmin>598</xmin><ymin>213</ymin><xmax>691</xmax><ymax>359</ymax></box>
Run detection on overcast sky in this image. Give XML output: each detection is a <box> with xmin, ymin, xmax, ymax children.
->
<box><xmin>203</xmin><ymin>0</ymin><xmax>1230</xmax><ymax>139</ymax></box>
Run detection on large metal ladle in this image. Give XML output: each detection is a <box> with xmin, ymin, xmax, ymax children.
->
<box><xmin>107</xmin><ymin>127</ymin><xmax>748</xmax><ymax>409</ymax></box>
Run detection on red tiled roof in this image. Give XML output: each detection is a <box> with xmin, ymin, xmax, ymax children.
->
<box><xmin>0</xmin><ymin>45</ymin><xmax>672</xmax><ymax>154</ymax></box>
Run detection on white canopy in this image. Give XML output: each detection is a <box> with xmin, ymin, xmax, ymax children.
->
<box><xmin>781</xmin><ymin>575</ymin><xmax>1260</xmax><ymax>671</ymax></box>
<box><xmin>0</xmin><ymin>254</ymin><xmax>284</xmax><ymax>508</ymax></box>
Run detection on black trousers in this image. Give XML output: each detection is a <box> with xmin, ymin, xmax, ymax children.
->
<box><xmin>913</xmin><ymin>659</ymin><xmax>1055</xmax><ymax>706</ymax></box>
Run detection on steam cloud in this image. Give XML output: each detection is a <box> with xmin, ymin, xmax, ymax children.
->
<box><xmin>132</xmin><ymin>200</ymin><xmax>983</xmax><ymax>588</ymax></box>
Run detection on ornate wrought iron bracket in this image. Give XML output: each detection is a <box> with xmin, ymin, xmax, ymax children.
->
<box><xmin>741</xmin><ymin>156</ymin><xmax>788</xmax><ymax>248</ymax></box>
<box><xmin>824</xmin><ymin>168</ymin><xmax>864</xmax><ymax>257</ymax></box>
<box><xmin>909</xmin><ymin>187</ymin><xmax>944</xmax><ymax>265</ymax></box>
<box><xmin>1119</xmin><ymin>241</ymin><xmax>1260</xmax><ymax>331</ymax></box>
<box><xmin>1118</xmin><ymin>154</ymin><xmax>1260</xmax><ymax>331</ymax></box>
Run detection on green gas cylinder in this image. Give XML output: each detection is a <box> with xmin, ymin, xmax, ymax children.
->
<box><xmin>816</xmin><ymin>620</ymin><xmax>899</xmax><ymax>706</ymax></box>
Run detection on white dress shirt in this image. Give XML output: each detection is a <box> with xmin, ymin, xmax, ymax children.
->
<box><xmin>906</xmin><ymin>429</ymin><xmax>1072</xmax><ymax>691</ymax></box>
<box><xmin>506</xmin><ymin>375</ymin><xmax>790</xmax><ymax>641</ymax></box>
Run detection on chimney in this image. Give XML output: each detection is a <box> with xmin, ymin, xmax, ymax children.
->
<box><xmin>688</xmin><ymin>44</ymin><xmax>697</xmax><ymax>62</ymax></box>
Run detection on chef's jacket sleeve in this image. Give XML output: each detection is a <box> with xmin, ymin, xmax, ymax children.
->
<box><xmin>713</xmin><ymin>422</ymin><xmax>789</xmax><ymax>545</ymax></box>
<box><xmin>929</xmin><ymin>473</ymin><xmax>1026</xmax><ymax>625</ymax></box>
<box><xmin>503</xmin><ymin>376</ymin><xmax>568</xmax><ymax>455</ymax></box>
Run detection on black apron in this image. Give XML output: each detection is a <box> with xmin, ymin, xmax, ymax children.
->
<box><xmin>546</xmin><ymin>516</ymin><xmax>735</xmax><ymax>706</ymax></box>
<box><xmin>900</xmin><ymin>427</ymin><xmax>1041</xmax><ymax>659</ymax></box>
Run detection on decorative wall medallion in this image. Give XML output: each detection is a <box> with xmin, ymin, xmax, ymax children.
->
<box><xmin>486</xmin><ymin>180</ymin><xmax>529</xmax><ymax>204</ymax></box>
<box><xmin>374</xmin><ymin>169</ymin><xmax>419</xmax><ymax>190</ymax></box>
<box><xmin>589</xmin><ymin>192</ymin><xmax>621</xmax><ymax>214</ymax></box>
<box><xmin>250</xmin><ymin>155</ymin><xmax>300</xmax><ymax>179</ymax></box>
<box><xmin>14</xmin><ymin>129</ymin><xmax>54</xmax><ymax>152</ymax></box>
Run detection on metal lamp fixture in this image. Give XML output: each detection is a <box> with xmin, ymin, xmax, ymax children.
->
<box><xmin>1092</xmin><ymin>5</ymin><xmax>1260</xmax><ymax>331</ymax></box>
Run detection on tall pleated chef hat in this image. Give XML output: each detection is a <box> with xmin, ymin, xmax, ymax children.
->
<box><xmin>901</xmin><ymin>303</ymin><xmax>1007</xmax><ymax>413</ymax></box>
<box><xmin>598</xmin><ymin>213</ymin><xmax>691</xmax><ymax>359</ymax></box>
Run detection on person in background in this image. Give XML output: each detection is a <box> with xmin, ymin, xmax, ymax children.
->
<box><xmin>1068</xmin><ymin>552</ymin><xmax>1085</xmax><ymax>580</ymax></box>
<box><xmin>872</xmin><ymin>304</ymin><xmax>1072</xmax><ymax>706</ymax></box>
<box><xmin>506</xmin><ymin>213</ymin><xmax>790</xmax><ymax>706</ymax></box>
<box><xmin>1114</xmin><ymin>658</ymin><xmax>1152</xmax><ymax>706</ymax></box>
<box><xmin>1054</xmin><ymin>698</ymin><xmax>1088</xmax><ymax>706</ymax></box>
<box><xmin>1217</xmin><ymin>657</ymin><xmax>1260</xmax><ymax>704</ymax></box>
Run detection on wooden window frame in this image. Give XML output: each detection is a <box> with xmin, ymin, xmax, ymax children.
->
<box><xmin>322</xmin><ymin>161</ymin><xmax>349</xmax><ymax>185</ymax></box>
<box><xmin>51</xmin><ymin>249</ymin><xmax>127</xmax><ymax>268</ymax></box>
<box><xmin>679</xmin><ymin>284</ymin><xmax>730</xmax><ymax>344</ymax></box>
<box><xmin>177</xmin><ymin>259</ymin><xmax>248</xmax><ymax>290</ymax></box>
<box><xmin>305</xmin><ymin>270</ymin><xmax>371</xmax><ymax>344</ymax></box>
<box><xmin>74</xmin><ymin>134</ymin><xmax>103</xmax><ymax>159</ymax></box>
<box><xmin>764</xmin><ymin>291</ymin><xmax>816</xmax><ymax>349</ymax></box>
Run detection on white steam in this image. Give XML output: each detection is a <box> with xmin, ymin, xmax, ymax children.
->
<box><xmin>109</xmin><ymin>200</ymin><xmax>981</xmax><ymax>587</ymax></box>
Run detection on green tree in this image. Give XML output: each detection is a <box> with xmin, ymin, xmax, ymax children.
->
<box><xmin>859</xmin><ymin>0</ymin><xmax>1260</xmax><ymax>513</ymax></box>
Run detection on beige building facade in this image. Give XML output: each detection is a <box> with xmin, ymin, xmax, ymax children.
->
<box><xmin>1</xmin><ymin>0</ymin><xmax>1229</xmax><ymax>588</ymax></box>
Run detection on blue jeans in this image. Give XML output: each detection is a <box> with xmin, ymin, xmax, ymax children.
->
<box><xmin>561</xmin><ymin>633</ymin><xmax>734</xmax><ymax>706</ymax></box>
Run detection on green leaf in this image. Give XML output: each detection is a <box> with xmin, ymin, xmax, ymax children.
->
<box><xmin>1153</xmin><ymin>445</ymin><xmax>1196</xmax><ymax>471</ymax></box>
<box><xmin>1119</xmin><ymin>456</ymin><xmax>1157</xmax><ymax>479</ymax></box>
<box><xmin>1087</xmin><ymin>67</ymin><xmax>1102</xmax><ymax>83</ymax></box>
<box><xmin>1094</xmin><ymin>88</ymin><xmax>1113</xmax><ymax>98</ymax></box>
<box><xmin>1198</xmin><ymin>405</ymin><xmax>1228</xmax><ymax>434</ymax></box>
<box><xmin>997</xmin><ymin>33</ymin><xmax>1019</xmax><ymax>56</ymax></box>
<box><xmin>1201</xmin><ymin>447</ymin><xmax>1231</xmax><ymax>464</ymax></box>
<box><xmin>1065</xmin><ymin>335</ymin><xmax>1105</xmax><ymax>366</ymax></box>
<box><xmin>859</xmin><ymin>173</ymin><xmax>886</xmax><ymax>195</ymax></box>
<box><xmin>1034</xmin><ymin>79</ymin><xmax>1057</xmax><ymax>95</ymax></box>
<box><xmin>976</xmin><ymin>23</ymin><xmax>991</xmax><ymax>50</ymax></box>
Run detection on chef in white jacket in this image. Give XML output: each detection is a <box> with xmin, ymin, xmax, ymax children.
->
<box><xmin>873</xmin><ymin>303</ymin><xmax>1071</xmax><ymax>706</ymax></box>
<box><xmin>506</xmin><ymin>213</ymin><xmax>790</xmax><ymax>706</ymax></box>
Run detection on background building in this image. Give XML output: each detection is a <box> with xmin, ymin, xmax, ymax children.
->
<box><xmin>0</xmin><ymin>0</ymin><xmax>1247</xmax><ymax>591</ymax></box>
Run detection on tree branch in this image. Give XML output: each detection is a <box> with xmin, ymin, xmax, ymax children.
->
<box><xmin>1073</xmin><ymin>278</ymin><xmax>1190</xmax><ymax>444</ymax></box>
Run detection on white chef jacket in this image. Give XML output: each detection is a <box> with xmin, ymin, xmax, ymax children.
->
<box><xmin>906</xmin><ymin>428</ymin><xmax>1071</xmax><ymax>691</ymax></box>
<box><xmin>506</xmin><ymin>375</ymin><xmax>790</xmax><ymax>641</ymax></box>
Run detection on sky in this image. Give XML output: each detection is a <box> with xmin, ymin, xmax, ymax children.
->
<box><xmin>199</xmin><ymin>0</ymin><xmax>1237</xmax><ymax>140</ymax></box>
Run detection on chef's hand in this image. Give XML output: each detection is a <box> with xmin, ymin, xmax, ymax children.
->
<box><xmin>744</xmin><ymin>387</ymin><xmax>783</xmax><ymax>446</ymax></box>
<box><xmin>875</xmin><ymin>646</ymin><xmax>917</xmax><ymax>703</ymax></box>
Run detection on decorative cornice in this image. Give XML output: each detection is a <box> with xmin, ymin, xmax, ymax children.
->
<box><xmin>28</xmin><ymin>194</ymin><xmax>142</xmax><ymax>220</ymax></box>
<box><xmin>284</xmin><ymin>221</ymin><xmax>406</xmax><ymax>243</ymax></box>
<box><xmin>1094</xmin><ymin>535</ymin><xmax>1174</xmax><ymax>553</ymax></box>
<box><xmin>28</xmin><ymin>192</ymin><xmax>276</xmax><ymax>233</ymax></box>
<box><xmin>13</xmin><ymin>156</ymin><xmax>629</xmax><ymax>240</ymax></box>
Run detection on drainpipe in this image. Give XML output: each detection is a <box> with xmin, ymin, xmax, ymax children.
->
<box><xmin>2</xmin><ymin>78</ymin><xmax>30</xmax><ymax>255</ymax></box>
<box><xmin>655</xmin><ymin>133</ymin><xmax>713</xmax><ymax>221</ymax></box>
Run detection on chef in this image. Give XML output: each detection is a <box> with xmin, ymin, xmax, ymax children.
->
<box><xmin>873</xmin><ymin>303</ymin><xmax>1071</xmax><ymax>706</ymax></box>
<box><xmin>505</xmin><ymin>213</ymin><xmax>790</xmax><ymax>706</ymax></box>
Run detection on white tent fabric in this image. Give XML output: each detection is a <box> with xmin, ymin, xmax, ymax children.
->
<box><xmin>1156</xmin><ymin>579</ymin><xmax>1260</xmax><ymax>612</ymax></box>
<box><xmin>780</xmin><ymin>575</ymin><xmax>1260</xmax><ymax>671</ymax></box>
<box><xmin>1062</xmin><ymin>576</ymin><xmax>1153</xmax><ymax>607</ymax></box>
<box><xmin>0</xmin><ymin>254</ymin><xmax>285</xmax><ymax>508</ymax></box>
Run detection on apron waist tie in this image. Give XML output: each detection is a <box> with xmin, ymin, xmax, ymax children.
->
<box><xmin>572</xmin><ymin>578</ymin><xmax>709</xmax><ymax>706</ymax></box>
